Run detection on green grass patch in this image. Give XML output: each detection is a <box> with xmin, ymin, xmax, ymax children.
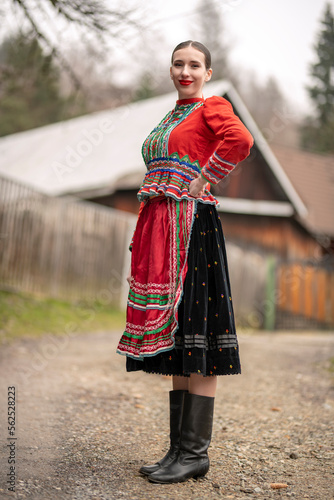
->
<box><xmin>0</xmin><ymin>290</ymin><xmax>125</xmax><ymax>342</ymax></box>
<box><xmin>328</xmin><ymin>357</ymin><xmax>334</xmax><ymax>373</ymax></box>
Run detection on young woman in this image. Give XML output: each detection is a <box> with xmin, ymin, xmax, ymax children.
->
<box><xmin>117</xmin><ymin>40</ymin><xmax>253</xmax><ymax>484</ymax></box>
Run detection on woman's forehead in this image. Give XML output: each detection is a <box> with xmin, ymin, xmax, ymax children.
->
<box><xmin>172</xmin><ymin>46</ymin><xmax>205</xmax><ymax>63</ymax></box>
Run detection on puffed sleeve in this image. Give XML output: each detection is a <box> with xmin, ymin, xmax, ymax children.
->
<box><xmin>201</xmin><ymin>96</ymin><xmax>254</xmax><ymax>185</ymax></box>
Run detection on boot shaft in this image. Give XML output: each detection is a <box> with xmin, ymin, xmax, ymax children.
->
<box><xmin>147</xmin><ymin>392</ymin><xmax>215</xmax><ymax>483</ymax></box>
<box><xmin>169</xmin><ymin>389</ymin><xmax>188</xmax><ymax>446</ymax></box>
<box><xmin>179</xmin><ymin>393</ymin><xmax>215</xmax><ymax>459</ymax></box>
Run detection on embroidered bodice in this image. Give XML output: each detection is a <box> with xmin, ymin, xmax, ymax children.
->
<box><xmin>137</xmin><ymin>96</ymin><xmax>253</xmax><ymax>205</ymax></box>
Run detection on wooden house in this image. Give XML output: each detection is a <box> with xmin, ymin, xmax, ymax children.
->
<box><xmin>1</xmin><ymin>80</ymin><xmax>333</xmax><ymax>328</ymax></box>
<box><xmin>80</xmin><ymin>83</ymin><xmax>334</xmax><ymax>262</ymax></box>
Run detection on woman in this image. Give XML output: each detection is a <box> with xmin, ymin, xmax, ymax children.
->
<box><xmin>117</xmin><ymin>40</ymin><xmax>253</xmax><ymax>484</ymax></box>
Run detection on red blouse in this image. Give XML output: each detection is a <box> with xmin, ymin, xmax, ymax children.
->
<box><xmin>137</xmin><ymin>96</ymin><xmax>254</xmax><ymax>206</ymax></box>
<box><xmin>172</xmin><ymin>96</ymin><xmax>253</xmax><ymax>184</ymax></box>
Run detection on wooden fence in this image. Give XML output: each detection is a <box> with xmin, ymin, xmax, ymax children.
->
<box><xmin>1</xmin><ymin>175</ymin><xmax>333</xmax><ymax>329</ymax></box>
<box><xmin>276</xmin><ymin>260</ymin><xmax>334</xmax><ymax>329</ymax></box>
<box><xmin>0</xmin><ymin>176</ymin><xmax>136</xmax><ymax>307</ymax></box>
<box><xmin>226</xmin><ymin>243</ymin><xmax>269</xmax><ymax>328</ymax></box>
<box><xmin>227</xmin><ymin>243</ymin><xmax>334</xmax><ymax>329</ymax></box>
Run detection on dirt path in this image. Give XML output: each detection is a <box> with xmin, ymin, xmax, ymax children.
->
<box><xmin>0</xmin><ymin>330</ymin><xmax>333</xmax><ymax>500</ymax></box>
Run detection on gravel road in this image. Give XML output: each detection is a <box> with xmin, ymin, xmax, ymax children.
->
<box><xmin>0</xmin><ymin>329</ymin><xmax>333</xmax><ymax>500</ymax></box>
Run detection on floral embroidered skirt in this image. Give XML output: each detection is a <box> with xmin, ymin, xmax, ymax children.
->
<box><xmin>126</xmin><ymin>201</ymin><xmax>241</xmax><ymax>377</ymax></box>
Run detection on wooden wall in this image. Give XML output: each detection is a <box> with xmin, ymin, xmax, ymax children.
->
<box><xmin>1</xmin><ymin>176</ymin><xmax>332</xmax><ymax>329</ymax></box>
<box><xmin>0</xmin><ymin>177</ymin><xmax>136</xmax><ymax>306</ymax></box>
<box><xmin>89</xmin><ymin>190</ymin><xmax>141</xmax><ymax>216</ymax></box>
<box><xmin>92</xmin><ymin>190</ymin><xmax>323</xmax><ymax>260</ymax></box>
<box><xmin>219</xmin><ymin>213</ymin><xmax>322</xmax><ymax>260</ymax></box>
<box><xmin>84</xmin><ymin>190</ymin><xmax>334</xmax><ymax>329</ymax></box>
<box><xmin>277</xmin><ymin>261</ymin><xmax>334</xmax><ymax>328</ymax></box>
<box><xmin>227</xmin><ymin>243</ymin><xmax>334</xmax><ymax>329</ymax></box>
<box><xmin>213</xmin><ymin>153</ymin><xmax>289</xmax><ymax>202</ymax></box>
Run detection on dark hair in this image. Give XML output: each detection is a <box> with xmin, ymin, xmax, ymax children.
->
<box><xmin>171</xmin><ymin>40</ymin><xmax>211</xmax><ymax>70</ymax></box>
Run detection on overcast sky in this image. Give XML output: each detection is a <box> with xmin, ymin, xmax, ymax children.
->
<box><xmin>3</xmin><ymin>0</ymin><xmax>333</xmax><ymax>115</ymax></box>
<box><xmin>148</xmin><ymin>0</ymin><xmax>334</xmax><ymax>114</ymax></box>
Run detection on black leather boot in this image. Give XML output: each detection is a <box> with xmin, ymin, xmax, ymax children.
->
<box><xmin>139</xmin><ymin>390</ymin><xmax>187</xmax><ymax>475</ymax></box>
<box><xmin>148</xmin><ymin>393</ymin><xmax>215</xmax><ymax>484</ymax></box>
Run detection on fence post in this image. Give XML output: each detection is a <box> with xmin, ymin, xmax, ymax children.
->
<box><xmin>264</xmin><ymin>255</ymin><xmax>276</xmax><ymax>331</ymax></box>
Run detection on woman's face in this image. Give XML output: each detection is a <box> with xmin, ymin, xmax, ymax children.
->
<box><xmin>170</xmin><ymin>46</ymin><xmax>212</xmax><ymax>99</ymax></box>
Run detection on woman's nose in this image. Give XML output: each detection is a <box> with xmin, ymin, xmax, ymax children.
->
<box><xmin>181</xmin><ymin>65</ymin><xmax>190</xmax><ymax>77</ymax></box>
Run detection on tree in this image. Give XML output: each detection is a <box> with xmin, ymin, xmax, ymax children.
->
<box><xmin>0</xmin><ymin>32</ymin><xmax>84</xmax><ymax>136</ymax></box>
<box><xmin>237</xmin><ymin>73</ymin><xmax>300</xmax><ymax>147</ymax></box>
<box><xmin>133</xmin><ymin>73</ymin><xmax>157</xmax><ymax>101</ymax></box>
<box><xmin>300</xmin><ymin>3</ymin><xmax>334</xmax><ymax>153</ymax></box>
<box><xmin>2</xmin><ymin>0</ymin><xmax>143</xmax><ymax>89</ymax></box>
<box><xmin>58</xmin><ymin>44</ymin><xmax>135</xmax><ymax>111</ymax></box>
<box><xmin>193</xmin><ymin>0</ymin><xmax>234</xmax><ymax>82</ymax></box>
<box><xmin>244</xmin><ymin>76</ymin><xmax>285</xmax><ymax>129</ymax></box>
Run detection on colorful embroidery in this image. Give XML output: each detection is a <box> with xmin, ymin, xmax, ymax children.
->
<box><xmin>201</xmin><ymin>152</ymin><xmax>236</xmax><ymax>185</ymax></box>
<box><xmin>117</xmin><ymin>99</ymin><xmax>243</xmax><ymax>361</ymax></box>
<box><xmin>138</xmin><ymin>153</ymin><xmax>216</xmax><ymax>204</ymax></box>
<box><xmin>117</xmin><ymin>197</ymin><xmax>196</xmax><ymax>359</ymax></box>
<box><xmin>139</xmin><ymin>101</ymin><xmax>219</xmax><ymax>206</ymax></box>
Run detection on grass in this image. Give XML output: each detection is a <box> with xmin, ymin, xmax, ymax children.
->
<box><xmin>328</xmin><ymin>357</ymin><xmax>334</xmax><ymax>373</ymax></box>
<box><xmin>0</xmin><ymin>289</ymin><xmax>126</xmax><ymax>342</ymax></box>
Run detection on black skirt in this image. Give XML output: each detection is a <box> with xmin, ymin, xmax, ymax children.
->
<box><xmin>126</xmin><ymin>202</ymin><xmax>241</xmax><ymax>377</ymax></box>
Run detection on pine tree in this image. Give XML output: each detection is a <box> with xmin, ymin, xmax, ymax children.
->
<box><xmin>308</xmin><ymin>3</ymin><xmax>334</xmax><ymax>125</ymax></box>
<box><xmin>301</xmin><ymin>3</ymin><xmax>334</xmax><ymax>153</ymax></box>
<box><xmin>0</xmin><ymin>32</ymin><xmax>84</xmax><ymax>136</ymax></box>
<box><xmin>194</xmin><ymin>0</ymin><xmax>231</xmax><ymax>81</ymax></box>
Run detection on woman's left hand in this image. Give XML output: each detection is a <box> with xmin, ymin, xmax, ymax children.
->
<box><xmin>189</xmin><ymin>176</ymin><xmax>208</xmax><ymax>198</ymax></box>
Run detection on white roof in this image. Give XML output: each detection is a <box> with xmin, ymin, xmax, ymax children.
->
<box><xmin>0</xmin><ymin>80</ymin><xmax>307</xmax><ymax>217</ymax></box>
<box><xmin>0</xmin><ymin>92</ymin><xmax>171</xmax><ymax>196</ymax></box>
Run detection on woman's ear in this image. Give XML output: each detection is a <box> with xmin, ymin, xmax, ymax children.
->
<box><xmin>205</xmin><ymin>68</ymin><xmax>213</xmax><ymax>82</ymax></box>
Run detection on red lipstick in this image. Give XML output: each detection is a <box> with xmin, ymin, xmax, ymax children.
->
<box><xmin>179</xmin><ymin>80</ymin><xmax>192</xmax><ymax>86</ymax></box>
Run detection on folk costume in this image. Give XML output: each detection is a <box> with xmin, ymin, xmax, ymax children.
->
<box><xmin>116</xmin><ymin>96</ymin><xmax>254</xmax><ymax>377</ymax></box>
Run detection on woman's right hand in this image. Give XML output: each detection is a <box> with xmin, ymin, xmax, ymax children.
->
<box><xmin>189</xmin><ymin>175</ymin><xmax>208</xmax><ymax>198</ymax></box>
<box><xmin>126</xmin><ymin>265</ymin><xmax>132</xmax><ymax>285</ymax></box>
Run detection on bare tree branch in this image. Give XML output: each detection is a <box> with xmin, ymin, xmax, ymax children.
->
<box><xmin>7</xmin><ymin>0</ymin><xmax>144</xmax><ymax>92</ymax></box>
<box><xmin>12</xmin><ymin>0</ymin><xmax>83</xmax><ymax>89</ymax></box>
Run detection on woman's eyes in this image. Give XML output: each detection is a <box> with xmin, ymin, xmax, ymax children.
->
<box><xmin>174</xmin><ymin>63</ymin><xmax>200</xmax><ymax>68</ymax></box>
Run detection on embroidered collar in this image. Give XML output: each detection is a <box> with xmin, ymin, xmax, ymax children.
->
<box><xmin>176</xmin><ymin>97</ymin><xmax>205</xmax><ymax>106</ymax></box>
